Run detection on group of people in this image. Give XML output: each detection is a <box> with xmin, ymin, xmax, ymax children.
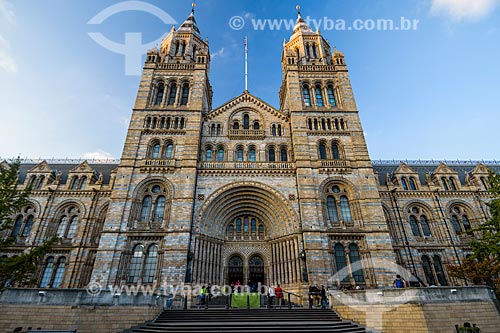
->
<box><xmin>266</xmin><ymin>284</ymin><xmax>284</xmax><ymax>308</ymax></box>
<box><xmin>308</xmin><ymin>285</ymin><xmax>329</xmax><ymax>309</ymax></box>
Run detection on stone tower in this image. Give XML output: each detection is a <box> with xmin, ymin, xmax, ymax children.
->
<box><xmin>279</xmin><ymin>10</ymin><xmax>396</xmax><ymax>286</ymax></box>
<box><xmin>91</xmin><ymin>8</ymin><xmax>212</xmax><ymax>287</ymax></box>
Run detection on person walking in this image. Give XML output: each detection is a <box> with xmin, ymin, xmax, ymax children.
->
<box><xmin>267</xmin><ymin>285</ymin><xmax>275</xmax><ymax>309</ymax></box>
<box><xmin>275</xmin><ymin>284</ymin><xmax>284</xmax><ymax>309</ymax></box>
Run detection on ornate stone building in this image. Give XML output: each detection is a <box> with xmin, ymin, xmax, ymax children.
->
<box><xmin>2</xmin><ymin>9</ymin><xmax>498</xmax><ymax>294</ymax></box>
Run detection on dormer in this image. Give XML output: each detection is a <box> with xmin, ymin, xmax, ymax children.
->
<box><xmin>67</xmin><ymin>161</ymin><xmax>98</xmax><ymax>191</ymax></box>
<box><xmin>432</xmin><ymin>163</ymin><xmax>460</xmax><ymax>191</ymax></box>
<box><xmin>468</xmin><ymin>163</ymin><xmax>490</xmax><ymax>191</ymax></box>
<box><xmin>392</xmin><ymin>163</ymin><xmax>420</xmax><ymax>191</ymax></box>
<box><xmin>25</xmin><ymin>161</ymin><xmax>55</xmax><ymax>190</ymax></box>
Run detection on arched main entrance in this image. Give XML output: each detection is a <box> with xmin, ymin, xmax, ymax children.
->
<box><xmin>248</xmin><ymin>255</ymin><xmax>265</xmax><ymax>285</ymax></box>
<box><xmin>227</xmin><ymin>255</ymin><xmax>244</xmax><ymax>285</ymax></box>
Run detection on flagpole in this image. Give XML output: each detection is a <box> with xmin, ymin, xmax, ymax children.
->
<box><xmin>244</xmin><ymin>36</ymin><xmax>248</xmax><ymax>91</ymax></box>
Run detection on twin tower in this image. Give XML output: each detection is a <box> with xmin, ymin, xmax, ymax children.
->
<box><xmin>90</xmin><ymin>7</ymin><xmax>395</xmax><ymax>292</ymax></box>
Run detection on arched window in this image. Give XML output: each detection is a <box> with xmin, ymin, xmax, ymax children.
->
<box><xmin>12</xmin><ymin>216</ymin><xmax>23</xmax><ymax>236</ymax></box>
<box><xmin>243</xmin><ymin>114</ymin><xmax>250</xmax><ymax>129</ymax></box>
<box><xmin>433</xmin><ymin>255</ymin><xmax>448</xmax><ymax>286</ymax></box>
<box><xmin>334</xmin><ymin>244</ymin><xmax>349</xmax><ymax>282</ymax></box>
<box><xmin>217</xmin><ymin>148</ymin><xmax>225</xmax><ymax>162</ymax></box>
<box><xmin>258</xmin><ymin>224</ymin><xmax>264</xmax><ymax>237</ymax></box>
<box><xmin>441</xmin><ymin>177</ymin><xmax>449</xmax><ymax>191</ymax></box>
<box><xmin>303</xmin><ymin>85</ymin><xmax>311</xmax><ymax>106</ymax></box>
<box><xmin>339</xmin><ymin>196</ymin><xmax>352</xmax><ymax>222</ymax></box>
<box><xmin>70</xmin><ymin>177</ymin><xmax>79</xmax><ymax>190</ymax></box>
<box><xmin>327</xmin><ymin>196</ymin><xmax>339</xmax><ymax>223</ymax></box>
<box><xmin>140</xmin><ymin>196</ymin><xmax>153</xmax><ymax>221</ymax></box>
<box><xmin>449</xmin><ymin>177</ymin><xmax>457</xmax><ymax>191</ymax></box>
<box><xmin>233</xmin><ymin>122</ymin><xmax>239</xmax><ymax>130</ymax></box>
<box><xmin>216</xmin><ymin>124</ymin><xmax>221</xmax><ymax>135</ymax></box>
<box><xmin>236</xmin><ymin>218</ymin><xmax>242</xmax><ymax>232</ymax></box>
<box><xmin>319</xmin><ymin>143</ymin><xmax>327</xmax><ymax>160</ymax></box>
<box><xmin>277</xmin><ymin>124</ymin><xmax>282</xmax><ymax>136</ymax></box>
<box><xmin>315</xmin><ymin>85</ymin><xmax>324</xmax><ymax>107</ymax></box>
<box><xmin>451</xmin><ymin>215</ymin><xmax>462</xmax><ymax>234</ymax></box>
<box><xmin>280</xmin><ymin>148</ymin><xmax>288</xmax><ymax>162</ymax></box>
<box><xmin>165</xmin><ymin>143</ymin><xmax>173</xmax><ymax>159</ymax></box>
<box><xmin>420</xmin><ymin>215</ymin><xmax>432</xmax><ymax>237</ymax></box>
<box><xmin>21</xmin><ymin>215</ymin><xmax>34</xmax><ymax>237</ymax></box>
<box><xmin>480</xmin><ymin>177</ymin><xmax>489</xmax><ymax>190</ymax></box>
<box><xmin>349</xmin><ymin>244</ymin><xmax>365</xmax><ymax>283</ymax></box>
<box><xmin>462</xmin><ymin>215</ymin><xmax>472</xmax><ymax>233</ymax></box>
<box><xmin>36</xmin><ymin>176</ymin><xmax>45</xmax><ymax>190</ymax></box>
<box><xmin>327</xmin><ymin>85</ymin><xmax>336</xmax><ymax>106</ymax></box>
<box><xmin>409</xmin><ymin>215</ymin><xmax>421</xmax><ymax>237</ymax></box>
<box><xmin>40</xmin><ymin>257</ymin><xmax>55</xmax><ymax>288</ymax></box>
<box><xmin>154</xmin><ymin>83</ymin><xmax>164</xmax><ymax>105</ymax></box>
<box><xmin>52</xmin><ymin>257</ymin><xmax>66</xmax><ymax>288</ymax></box>
<box><xmin>206</xmin><ymin>148</ymin><xmax>213</xmax><ymax>161</ymax></box>
<box><xmin>249</xmin><ymin>148</ymin><xmax>256</xmax><ymax>162</ymax></box>
<box><xmin>272</xmin><ymin>124</ymin><xmax>277</xmax><ymax>136</ymax></box>
<box><xmin>142</xmin><ymin>245</ymin><xmax>158</xmax><ymax>283</ymax></box>
<box><xmin>308</xmin><ymin>119</ymin><xmax>313</xmax><ymax>130</ymax></box>
<box><xmin>79</xmin><ymin>176</ymin><xmax>87</xmax><ymax>190</ymax></box>
<box><xmin>237</xmin><ymin>148</ymin><xmax>244</xmax><ymax>162</ymax></box>
<box><xmin>422</xmin><ymin>255</ymin><xmax>436</xmax><ymax>286</ymax></box>
<box><xmin>153</xmin><ymin>196</ymin><xmax>166</xmax><ymax>222</ymax></box>
<box><xmin>57</xmin><ymin>216</ymin><xmax>68</xmax><ymax>237</ymax></box>
<box><xmin>332</xmin><ymin>143</ymin><xmax>340</xmax><ymax>160</ymax></box>
<box><xmin>409</xmin><ymin>177</ymin><xmax>417</xmax><ymax>190</ymax></box>
<box><xmin>66</xmin><ymin>216</ymin><xmax>78</xmax><ymax>238</ymax></box>
<box><xmin>251</xmin><ymin>218</ymin><xmax>257</xmax><ymax>232</ymax></box>
<box><xmin>151</xmin><ymin>143</ymin><xmax>160</xmax><ymax>159</ymax></box>
<box><xmin>401</xmin><ymin>178</ymin><xmax>409</xmax><ymax>191</ymax></box>
<box><xmin>269</xmin><ymin>148</ymin><xmax>276</xmax><ymax>162</ymax></box>
<box><xmin>167</xmin><ymin>83</ymin><xmax>177</xmax><ymax>105</ymax></box>
<box><xmin>127</xmin><ymin>244</ymin><xmax>144</xmax><ymax>283</ymax></box>
<box><xmin>27</xmin><ymin>175</ymin><xmax>37</xmax><ymax>189</ymax></box>
<box><xmin>253</xmin><ymin>122</ymin><xmax>260</xmax><ymax>130</ymax></box>
<box><xmin>180</xmin><ymin>84</ymin><xmax>189</xmax><ymax>105</ymax></box>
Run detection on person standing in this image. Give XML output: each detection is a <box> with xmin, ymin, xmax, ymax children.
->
<box><xmin>320</xmin><ymin>285</ymin><xmax>328</xmax><ymax>309</ymax></box>
<box><xmin>267</xmin><ymin>285</ymin><xmax>275</xmax><ymax>309</ymax></box>
<box><xmin>200</xmin><ymin>285</ymin><xmax>207</xmax><ymax>309</ymax></box>
<box><xmin>275</xmin><ymin>284</ymin><xmax>283</xmax><ymax>309</ymax></box>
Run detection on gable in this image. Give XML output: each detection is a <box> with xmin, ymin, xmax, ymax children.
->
<box><xmin>433</xmin><ymin>162</ymin><xmax>458</xmax><ymax>176</ymax></box>
<box><xmin>69</xmin><ymin>160</ymin><xmax>95</xmax><ymax>174</ymax></box>
<box><xmin>27</xmin><ymin>160</ymin><xmax>53</xmax><ymax>174</ymax></box>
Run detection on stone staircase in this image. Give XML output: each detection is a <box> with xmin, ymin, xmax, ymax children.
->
<box><xmin>123</xmin><ymin>308</ymin><xmax>367</xmax><ymax>333</ymax></box>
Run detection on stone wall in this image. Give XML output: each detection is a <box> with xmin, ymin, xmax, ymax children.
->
<box><xmin>330</xmin><ymin>287</ymin><xmax>500</xmax><ymax>333</ymax></box>
<box><xmin>0</xmin><ymin>289</ymin><xmax>163</xmax><ymax>333</ymax></box>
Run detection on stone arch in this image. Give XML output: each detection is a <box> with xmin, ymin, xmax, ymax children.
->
<box><xmin>402</xmin><ymin>200</ymin><xmax>435</xmax><ymax>219</ymax></box>
<box><xmin>196</xmin><ymin>182</ymin><xmax>298</xmax><ymax>240</ymax></box>
<box><xmin>52</xmin><ymin>199</ymin><xmax>86</xmax><ymax>218</ymax></box>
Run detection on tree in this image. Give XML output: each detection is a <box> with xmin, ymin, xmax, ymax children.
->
<box><xmin>448</xmin><ymin>170</ymin><xmax>500</xmax><ymax>297</ymax></box>
<box><xmin>0</xmin><ymin>160</ymin><xmax>56</xmax><ymax>288</ymax></box>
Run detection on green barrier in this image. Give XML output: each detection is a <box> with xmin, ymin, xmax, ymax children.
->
<box><xmin>231</xmin><ymin>292</ymin><xmax>261</xmax><ymax>308</ymax></box>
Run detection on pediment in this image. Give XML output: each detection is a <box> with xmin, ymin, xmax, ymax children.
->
<box><xmin>433</xmin><ymin>162</ymin><xmax>458</xmax><ymax>175</ymax></box>
<box><xmin>471</xmin><ymin>162</ymin><xmax>489</xmax><ymax>175</ymax></box>
<box><xmin>393</xmin><ymin>162</ymin><xmax>418</xmax><ymax>175</ymax></box>
<box><xmin>69</xmin><ymin>160</ymin><xmax>95</xmax><ymax>174</ymax></box>
<box><xmin>206</xmin><ymin>91</ymin><xmax>288</xmax><ymax>121</ymax></box>
<box><xmin>28</xmin><ymin>160</ymin><xmax>53</xmax><ymax>173</ymax></box>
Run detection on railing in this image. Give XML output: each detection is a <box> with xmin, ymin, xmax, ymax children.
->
<box><xmin>228</xmin><ymin>129</ymin><xmax>265</xmax><ymax>139</ymax></box>
<box><xmin>298</xmin><ymin>65</ymin><xmax>336</xmax><ymax>71</ymax></box>
<box><xmin>320</xmin><ymin>160</ymin><xmax>350</xmax><ymax>168</ymax></box>
<box><xmin>142</xmin><ymin>159</ymin><xmax>175</xmax><ymax>167</ymax></box>
<box><xmin>156</xmin><ymin>63</ymin><xmax>195</xmax><ymax>70</ymax></box>
<box><xmin>199</xmin><ymin>161</ymin><xmax>295</xmax><ymax>170</ymax></box>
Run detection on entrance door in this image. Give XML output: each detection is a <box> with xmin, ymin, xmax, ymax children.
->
<box><xmin>227</xmin><ymin>255</ymin><xmax>244</xmax><ymax>285</ymax></box>
<box><xmin>248</xmin><ymin>255</ymin><xmax>265</xmax><ymax>285</ymax></box>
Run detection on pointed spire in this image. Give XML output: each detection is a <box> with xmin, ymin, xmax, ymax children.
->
<box><xmin>178</xmin><ymin>4</ymin><xmax>201</xmax><ymax>37</ymax></box>
<box><xmin>290</xmin><ymin>5</ymin><xmax>314</xmax><ymax>39</ymax></box>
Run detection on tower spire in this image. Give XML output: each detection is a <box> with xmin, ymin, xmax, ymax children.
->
<box><xmin>244</xmin><ymin>36</ymin><xmax>248</xmax><ymax>92</ymax></box>
<box><xmin>191</xmin><ymin>1</ymin><xmax>196</xmax><ymax>13</ymax></box>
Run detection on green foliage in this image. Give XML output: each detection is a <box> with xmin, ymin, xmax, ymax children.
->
<box><xmin>0</xmin><ymin>160</ymin><xmax>31</xmax><ymax>248</ymax></box>
<box><xmin>448</xmin><ymin>170</ymin><xmax>500</xmax><ymax>298</ymax></box>
<box><xmin>0</xmin><ymin>160</ymin><xmax>55</xmax><ymax>288</ymax></box>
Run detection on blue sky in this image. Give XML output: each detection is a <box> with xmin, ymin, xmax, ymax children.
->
<box><xmin>0</xmin><ymin>0</ymin><xmax>499</xmax><ymax>161</ymax></box>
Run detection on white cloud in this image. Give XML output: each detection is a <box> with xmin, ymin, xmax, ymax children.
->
<box><xmin>211</xmin><ymin>47</ymin><xmax>225</xmax><ymax>59</ymax></box>
<box><xmin>0</xmin><ymin>34</ymin><xmax>17</xmax><ymax>72</ymax></box>
<box><xmin>0</xmin><ymin>0</ymin><xmax>15</xmax><ymax>24</ymax></box>
<box><xmin>82</xmin><ymin>149</ymin><xmax>116</xmax><ymax>161</ymax></box>
<box><xmin>431</xmin><ymin>0</ymin><xmax>499</xmax><ymax>20</ymax></box>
